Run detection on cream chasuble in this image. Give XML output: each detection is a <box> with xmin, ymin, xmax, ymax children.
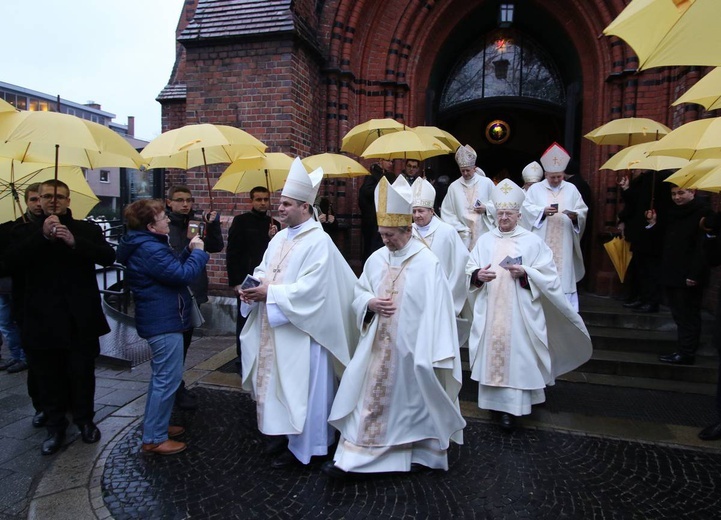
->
<box><xmin>441</xmin><ymin>174</ymin><xmax>495</xmax><ymax>250</ymax></box>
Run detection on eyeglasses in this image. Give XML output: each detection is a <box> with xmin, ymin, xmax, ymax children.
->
<box><xmin>170</xmin><ymin>197</ymin><xmax>194</xmax><ymax>204</ymax></box>
<box><xmin>40</xmin><ymin>194</ymin><xmax>68</xmax><ymax>201</ymax></box>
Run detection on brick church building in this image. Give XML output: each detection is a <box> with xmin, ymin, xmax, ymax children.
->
<box><xmin>158</xmin><ymin>0</ymin><xmax>713</xmax><ymax>295</ymax></box>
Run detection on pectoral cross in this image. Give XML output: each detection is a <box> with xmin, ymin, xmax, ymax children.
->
<box><xmin>385</xmin><ymin>286</ymin><xmax>398</xmax><ymax>298</ymax></box>
<box><xmin>271</xmin><ymin>266</ymin><xmax>282</xmax><ymax>281</ymax></box>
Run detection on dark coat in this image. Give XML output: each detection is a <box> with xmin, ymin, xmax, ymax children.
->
<box><xmin>167</xmin><ymin>210</ymin><xmax>223</xmax><ymax>303</ymax></box>
<box><xmin>618</xmin><ymin>172</ymin><xmax>673</xmax><ymax>255</ymax></box>
<box><xmin>226</xmin><ymin>209</ymin><xmax>279</xmax><ymax>287</ymax></box>
<box><xmin>116</xmin><ymin>230</ymin><xmax>209</xmax><ymax>339</ymax></box>
<box><xmin>4</xmin><ymin>210</ymin><xmax>116</xmax><ymax>352</ymax></box>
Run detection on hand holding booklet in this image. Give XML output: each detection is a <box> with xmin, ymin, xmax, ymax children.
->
<box><xmin>499</xmin><ymin>255</ymin><xmax>522</xmax><ymax>270</ymax></box>
<box><xmin>240</xmin><ymin>274</ymin><xmax>261</xmax><ymax>290</ymax></box>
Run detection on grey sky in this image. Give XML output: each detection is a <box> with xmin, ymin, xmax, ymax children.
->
<box><xmin>1</xmin><ymin>0</ymin><xmax>184</xmax><ymax>142</ymax></box>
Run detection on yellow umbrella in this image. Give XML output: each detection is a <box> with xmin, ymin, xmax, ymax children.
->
<box><xmin>585</xmin><ymin>117</ymin><xmax>671</xmax><ymax>146</ymax></box>
<box><xmin>672</xmin><ymin>67</ymin><xmax>721</xmax><ymax>111</ymax></box>
<box><xmin>360</xmin><ymin>130</ymin><xmax>452</xmax><ymax>161</ymax></box>
<box><xmin>647</xmin><ymin>118</ymin><xmax>721</xmax><ymax>161</ymax></box>
<box><xmin>603</xmin><ymin>237</ymin><xmax>633</xmax><ymax>283</ymax></box>
<box><xmin>213</xmin><ymin>153</ymin><xmax>294</xmax><ymax>194</ymax></box>
<box><xmin>664</xmin><ymin>158</ymin><xmax>721</xmax><ymax>188</ymax></box>
<box><xmin>301</xmin><ymin>153</ymin><xmax>369</xmax><ymax>178</ymax></box>
<box><xmin>412</xmin><ymin>126</ymin><xmax>462</xmax><ymax>152</ymax></box>
<box><xmin>603</xmin><ymin>0</ymin><xmax>721</xmax><ymax>70</ymax></box>
<box><xmin>0</xmin><ymin>99</ymin><xmax>17</xmax><ymax>113</ymax></box>
<box><xmin>689</xmin><ymin>163</ymin><xmax>721</xmax><ymax>192</ymax></box>
<box><xmin>0</xmin><ymin>110</ymin><xmax>144</xmax><ymax>169</ymax></box>
<box><xmin>0</xmin><ymin>160</ymin><xmax>99</xmax><ymax>221</ymax></box>
<box><xmin>599</xmin><ymin>142</ymin><xmax>689</xmax><ymax>171</ymax></box>
<box><xmin>340</xmin><ymin>118</ymin><xmax>406</xmax><ymax>156</ymax></box>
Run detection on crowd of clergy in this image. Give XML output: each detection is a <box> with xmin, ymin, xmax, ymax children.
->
<box><xmin>237</xmin><ymin>143</ymin><xmax>593</xmax><ymax>478</ymax></box>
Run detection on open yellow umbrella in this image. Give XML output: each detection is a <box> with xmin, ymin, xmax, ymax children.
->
<box><xmin>585</xmin><ymin>118</ymin><xmax>671</xmax><ymax>147</ymax></box>
<box><xmin>647</xmin><ymin>118</ymin><xmax>721</xmax><ymax>161</ymax></box>
<box><xmin>664</xmin><ymin>158</ymin><xmax>721</xmax><ymax>188</ymax></box>
<box><xmin>301</xmin><ymin>153</ymin><xmax>369</xmax><ymax>178</ymax></box>
<box><xmin>412</xmin><ymin>126</ymin><xmax>461</xmax><ymax>152</ymax></box>
<box><xmin>213</xmin><ymin>153</ymin><xmax>294</xmax><ymax>194</ymax></box>
<box><xmin>361</xmin><ymin>130</ymin><xmax>452</xmax><ymax>161</ymax></box>
<box><xmin>672</xmin><ymin>67</ymin><xmax>721</xmax><ymax>111</ymax></box>
<box><xmin>340</xmin><ymin>119</ymin><xmax>406</xmax><ymax>156</ymax></box>
<box><xmin>689</xmin><ymin>163</ymin><xmax>721</xmax><ymax>192</ymax></box>
<box><xmin>599</xmin><ymin>142</ymin><xmax>689</xmax><ymax>171</ymax></box>
<box><xmin>604</xmin><ymin>0</ymin><xmax>721</xmax><ymax>70</ymax></box>
<box><xmin>0</xmin><ymin>99</ymin><xmax>17</xmax><ymax>113</ymax></box>
<box><xmin>604</xmin><ymin>237</ymin><xmax>633</xmax><ymax>283</ymax></box>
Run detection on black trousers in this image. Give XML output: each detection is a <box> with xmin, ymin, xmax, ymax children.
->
<box><xmin>29</xmin><ymin>344</ymin><xmax>97</xmax><ymax>432</ymax></box>
<box><xmin>235</xmin><ymin>296</ymin><xmax>247</xmax><ymax>364</ymax></box>
<box><xmin>714</xmin><ymin>288</ymin><xmax>721</xmax><ymax>419</ymax></box>
<box><xmin>666</xmin><ymin>285</ymin><xmax>703</xmax><ymax>356</ymax></box>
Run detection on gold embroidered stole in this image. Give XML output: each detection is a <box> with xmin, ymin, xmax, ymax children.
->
<box><xmin>462</xmin><ymin>182</ymin><xmax>482</xmax><ymax>248</ymax></box>
<box><xmin>356</xmin><ymin>259</ymin><xmax>409</xmax><ymax>446</ymax></box>
<box><xmin>545</xmin><ymin>190</ymin><xmax>564</xmax><ymax>279</ymax></box>
<box><xmin>484</xmin><ymin>235</ymin><xmax>516</xmax><ymax>386</ymax></box>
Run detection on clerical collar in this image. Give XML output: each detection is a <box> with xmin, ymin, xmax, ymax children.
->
<box><xmin>287</xmin><ymin>216</ymin><xmax>313</xmax><ymax>239</ymax></box>
<box><xmin>499</xmin><ymin>227</ymin><xmax>517</xmax><ymax>236</ymax></box>
<box><xmin>547</xmin><ymin>181</ymin><xmax>563</xmax><ymax>193</ymax></box>
<box><xmin>390</xmin><ymin>237</ymin><xmax>414</xmax><ymax>258</ymax></box>
<box><xmin>460</xmin><ymin>175</ymin><xmax>479</xmax><ymax>187</ymax></box>
<box><xmin>415</xmin><ymin>216</ymin><xmax>438</xmax><ymax>237</ymax></box>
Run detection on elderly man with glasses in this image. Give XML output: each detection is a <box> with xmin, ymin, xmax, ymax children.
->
<box><xmin>165</xmin><ymin>185</ymin><xmax>224</xmax><ymax>410</ymax></box>
<box><xmin>3</xmin><ymin>179</ymin><xmax>116</xmax><ymax>455</ymax></box>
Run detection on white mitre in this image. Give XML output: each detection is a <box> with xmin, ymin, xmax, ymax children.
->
<box><xmin>522</xmin><ymin>161</ymin><xmax>543</xmax><ymax>183</ymax></box>
<box><xmin>455</xmin><ymin>144</ymin><xmax>477</xmax><ymax>168</ymax></box>
<box><xmin>540</xmin><ymin>142</ymin><xmax>571</xmax><ymax>173</ymax></box>
<box><xmin>491</xmin><ymin>179</ymin><xmax>525</xmax><ymax>211</ymax></box>
<box><xmin>411</xmin><ymin>177</ymin><xmax>436</xmax><ymax>209</ymax></box>
<box><xmin>375</xmin><ymin>175</ymin><xmax>412</xmax><ymax>226</ymax></box>
<box><xmin>281</xmin><ymin>157</ymin><xmax>323</xmax><ymax>204</ymax></box>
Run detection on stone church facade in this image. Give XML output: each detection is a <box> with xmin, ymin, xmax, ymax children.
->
<box><xmin>158</xmin><ymin>0</ymin><xmax>712</xmax><ymax>295</ymax></box>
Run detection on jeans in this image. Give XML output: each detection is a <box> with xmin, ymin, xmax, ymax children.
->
<box><xmin>143</xmin><ymin>332</ymin><xmax>184</xmax><ymax>444</ymax></box>
<box><xmin>0</xmin><ymin>295</ymin><xmax>25</xmax><ymax>362</ymax></box>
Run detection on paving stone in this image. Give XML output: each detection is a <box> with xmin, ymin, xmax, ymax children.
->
<box><xmin>95</xmin><ymin>389</ymin><xmax>146</xmax><ymax>407</ymax></box>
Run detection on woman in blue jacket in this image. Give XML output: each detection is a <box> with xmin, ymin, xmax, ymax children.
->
<box><xmin>117</xmin><ymin>199</ymin><xmax>209</xmax><ymax>455</ymax></box>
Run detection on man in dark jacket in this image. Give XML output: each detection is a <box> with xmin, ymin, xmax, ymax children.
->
<box><xmin>646</xmin><ymin>186</ymin><xmax>712</xmax><ymax>365</ymax></box>
<box><xmin>166</xmin><ymin>185</ymin><xmax>224</xmax><ymax>409</ymax></box>
<box><xmin>226</xmin><ymin>186</ymin><xmax>279</xmax><ymax>361</ymax></box>
<box><xmin>5</xmin><ymin>180</ymin><xmax>115</xmax><ymax>455</ymax></box>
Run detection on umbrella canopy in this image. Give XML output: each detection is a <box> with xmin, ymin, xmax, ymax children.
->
<box><xmin>604</xmin><ymin>237</ymin><xmax>633</xmax><ymax>283</ymax></box>
<box><xmin>664</xmin><ymin>158</ymin><xmax>721</xmax><ymax>188</ymax></box>
<box><xmin>599</xmin><ymin>142</ymin><xmax>689</xmax><ymax>171</ymax></box>
<box><xmin>647</xmin><ymin>118</ymin><xmax>721</xmax><ymax>161</ymax></box>
<box><xmin>672</xmin><ymin>67</ymin><xmax>721</xmax><ymax>111</ymax></box>
<box><xmin>0</xmin><ymin>110</ymin><xmax>144</xmax><ymax>169</ymax></box>
<box><xmin>213</xmin><ymin>153</ymin><xmax>294</xmax><ymax>194</ymax></box>
<box><xmin>412</xmin><ymin>126</ymin><xmax>462</xmax><ymax>152</ymax></box>
<box><xmin>603</xmin><ymin>0</ymin><xmax>721</xmax><ymax>70</ymax></box>
<box><xmin>585</xmin><ymin>117</ymin><xmax>671</xmax><ymax>146</ymax></box>
<box><xmin>0</xmin><ymin>99</ymin><xmax>17</xmax><ymax>114</ymax></box>
<box><xmin>689</xmin><ymin>163</ymin><xmax>721</xmax><ymax>192</ymax></box>
<box><xmin>301</xmin><ymin>153</ymin><xmax>369</xmax><ymax>178</ymax></box>
<box><xmin>0</xmin><ymin>159</ymin><xmax>99</xmax><ymax>221</ymax></box>
<box><xmin>340</xmin><ymin>118</ymin><xmax>406</xmax><ymax>156</ymax></box>
<box><xmin>360</xmin><ymin>130</ymin><xmax>452</xmax><ymax>161</ymax></box>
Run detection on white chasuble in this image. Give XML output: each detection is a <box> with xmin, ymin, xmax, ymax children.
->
<box><xmin>441</xmin><ymin>174</ymin><xmax>495</xmax><ymax>250</ymax></box>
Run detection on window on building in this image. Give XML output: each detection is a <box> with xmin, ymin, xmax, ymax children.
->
<box><xmin>99</xmin><ymin>170</ymin><xmax>110</xmax><ymax>183</ymax></box>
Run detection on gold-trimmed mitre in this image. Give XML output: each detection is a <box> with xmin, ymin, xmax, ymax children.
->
<box><xmin>411</xmin><ymin>177</ymin><xmax>436</xmax><ymax>209</ymax></box>
<box><xmin>491</xmin><ymin>179</ymin><xmax>525</xmax><ymax>210</ymax></box>
<box><xmin>454</xmin><ymin>144</ymin><xmax>477</xmax><ymax>168</ymax></box>
<box><xmin>522</xmin><ymin>161</ymin><xmax>543</xmax><ymax>183</ymax></box>
<box><xmin>540</xmin><ymin>142</ymin><xmax>571</xmax><ymax>173</ymax></box>
<box><xmin>281</xmin><ymin>157</ymin><xmax>324</xmax><ymax>204</ymax></box>
<box><xmin>375</xmin><ymin>175</ymin><xmax>412</xmax><ymax>226</ymax></box>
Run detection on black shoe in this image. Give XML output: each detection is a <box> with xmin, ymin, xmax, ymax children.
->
<box><xmin>321</xmin><ymin>461</ymin><xmax>348</xmax><ymax>478</ymax></box>
<box><xmin>698</xmin><ymin>422</ymin><xmax>721</xmax><ymax>441</ymax></box>
<box><xmin>410</xmin><ymin>463</ymin><xmax>432</xmax><ymax>473</ymax></box>
<box><xmin>658</xmin><ymin>352</ymin><xmax>695</xmax><ymax>365</ymax></box>
<box><xmin>32</xmin><ymin>411</ymin><xmax>47</xmax><ymax>428</ymax></box>
<box><xmin>79</xmin><ymin>422</ymin><xmax>101</xmax><ymax>444</ymax></box>
<box><xmin>263</xmin><ymin>436</ymin><xmax>289</xmax><ymax>456</ymax></box>
<box><xmin>6</xmin><ymin>360</ymin><xmax>28</xmax><ymax>373</ymax></box>
<box><xmin>633</xmin><ymin>304</ymin><xmax>659</xmax><ymax>313</ymax></box>
<box><xmin>622</xmin><ymin>300</ymin><xmax>644</xmax><ymax>309</ymax></box>
<box><xmin>174</xmin><ymin>386</ymin><xmax>198</xmax><ymax>411</ymax></box>
<box><xmin>0</xmin><ymin>358</ymin><xmax>17</xmax><ymax>370</ymax></box>
<box><xmin>41</xmin><ymin>431</ymin><xmax>65</xmax><ymax>456</ymax></box>
<box><xmin>499</xmin><ymin>413</ymin><xmax>516</xmax><ymax>431</ymax></box>
<box><xmin>271</xmin><ymin>450</ymin><xmax>300</xmax><ymax>469</ymax></box>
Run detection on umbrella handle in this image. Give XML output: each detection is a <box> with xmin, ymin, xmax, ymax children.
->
<box><xmin>202</xmin><ymin>149</ymin><xmax>215</xmax><ymax>213</ymax></box>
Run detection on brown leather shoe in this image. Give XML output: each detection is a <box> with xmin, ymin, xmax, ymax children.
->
<box><xmin>168</xmin><ymin>426</ymin><xmax>185</xmax><ymax>438</ymax></box>
<box><xmin>142</xmin><ymin>439</ymin><xmax>187</xmax><ymax>455</ymax></box>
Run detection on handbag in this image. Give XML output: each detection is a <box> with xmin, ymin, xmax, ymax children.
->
<box><xmin>187</xmin><ymin>287</ymin><xmax>205</xmax><ymax>328</ymax></box>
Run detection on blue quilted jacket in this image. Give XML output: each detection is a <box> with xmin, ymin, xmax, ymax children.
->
<box><xmin>116</xmin><ymin>230</ymin><xmax>210</xmax><ymax>339</ymax></box>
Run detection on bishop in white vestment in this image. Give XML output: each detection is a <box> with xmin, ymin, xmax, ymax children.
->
<box><xmin>239</xmin><ymin>158</ymin><xmax>358</xmax><ymax>467</ymax></box>
<box><xmin>441</xmin><ymin>144</ymin><xmax>495</xmax><ymax>250</ymax></box>
<box><xmin>467</xmin><ymin>179</ymin><xmax>592</xmax><ymax>431</ymax></box>
<box><xmin>324</xmin><ymin>176</ymin><xmax>466</xmax><ymax>477</ymax></box>
<box><xmin>521</xmin><ymin>143</ymin><xmax>588</xmax><ymax>310</ymax></box>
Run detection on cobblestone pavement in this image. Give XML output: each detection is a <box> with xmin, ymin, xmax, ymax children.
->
<box><xmin>102</xmin><ymin>387</ymin><xmax>721</xmax><ymax>520</ymax></box>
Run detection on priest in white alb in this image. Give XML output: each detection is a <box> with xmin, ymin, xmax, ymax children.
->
<box><xmin>411</xmin><ymin>177</ymin><xmax>472</xmax><ymax>345</ymax></box>
<box><xmin>239</xmin><ymin>157</ymin><xmax>358</xmax><ymax>469</ymax></box>
<box><xmin>521</xmin><ymin>143</ymin><xmax>588</xmax><ymax>311</ymax></box>
<box><xmin>521</xmin><ymin>161</ymin><xmax>543</xmax><ymax>192</ymax></box>
<box><xmin>467</xmin><ymin>179</ymin><xmax>592</xmax><ymax>431</ymax></box>
<box><xmin>323</xmin><ymin>176</ymin><xmax>466</xmax><ymax>477</ymax></box>
<box><xmin>441</xmin><ymin>144</ymin><xmax>495</xmax><ymax>250</ymax></box>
